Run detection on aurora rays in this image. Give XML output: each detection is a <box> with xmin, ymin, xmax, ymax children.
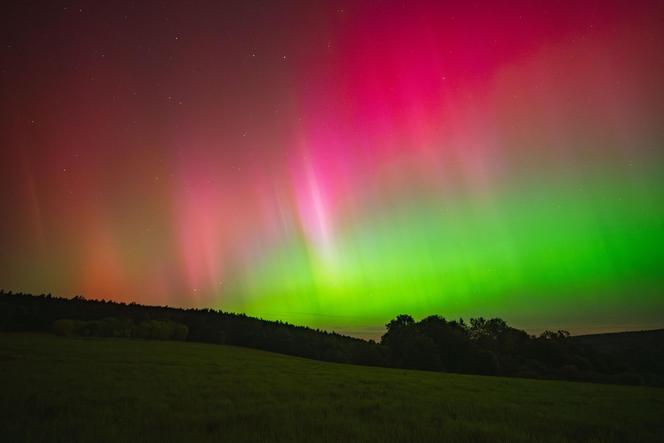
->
<box><xmin>1</xmin><ymin>1</ymin><xmax>663</xmax><ymax>336</ymax></box>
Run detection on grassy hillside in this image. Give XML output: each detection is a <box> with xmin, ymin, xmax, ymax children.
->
<box><xmin>1</xmin><ymin>334</ymin><xmax>663</xmax><ymax>442</ymax></box>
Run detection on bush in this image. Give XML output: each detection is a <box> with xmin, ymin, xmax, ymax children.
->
<box><xmin>560</xmin><ymin>364</ymin><xmax>580</xmax><ymax>380</ymax></box>
<box><xmin>53</xmin><ymin>319</ymin><xmax>76</xmax><ymax>336</ymax></box>
<box><xmin>466</xmin><ymin>350</ymin><xmax>500</xmax><ymax>375</ymax></box>
<box><xmin>173</xmin><ymin>323</ymin><xmax>189</xmax><ymax>341</ymax></box>
<box><xmin>132</xmin><ymin>320</ymin><xmax>188</xmax><ymax>340</ymax></box>
<box><xmin>614</xmin><ymin>372</ymin><xmax>644</xmax><ymax>386</ymax></box>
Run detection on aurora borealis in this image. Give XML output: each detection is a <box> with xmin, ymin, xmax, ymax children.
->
<box><xmin>1</xmin><ymin>1</ymin><xmax>663</xmax><ymax>337</ymax></box>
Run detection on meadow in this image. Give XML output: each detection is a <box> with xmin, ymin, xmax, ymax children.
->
<box><xmin>1</xmin><ymin>333</ymin><xmax>663</xmax><ymax>442</ymax></box>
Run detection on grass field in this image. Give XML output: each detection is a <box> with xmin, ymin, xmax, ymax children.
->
<box><xmin>1</xmin><ymin>333</ymin><xmax>663</xmax><ymax>442</ymax></box>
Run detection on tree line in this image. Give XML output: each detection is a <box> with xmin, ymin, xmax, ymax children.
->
<box><xmin>1</xmin><ymin>290</ymin><xmax>661</xmax><ymax>386</ymax></box>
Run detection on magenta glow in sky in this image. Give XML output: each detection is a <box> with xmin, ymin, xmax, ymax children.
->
<box><xmin>1</xmin><ymin>1</ymin><xmax>663</xmax><ymax>336</ymax></box>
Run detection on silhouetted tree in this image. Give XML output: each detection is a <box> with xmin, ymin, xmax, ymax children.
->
<box><xmin>382</xmin><ymin>314</ymin><xmax>441</xmax><ymax>370</ymax></box>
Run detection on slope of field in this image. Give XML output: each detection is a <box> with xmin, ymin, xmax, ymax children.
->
<box><xmin>1</xmin><ymin>333</ymin><xmax>663</xmax><ymax>442</ymax></box>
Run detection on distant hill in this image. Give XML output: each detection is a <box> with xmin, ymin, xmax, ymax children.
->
<box><xmin>571</xmin><ymin>329</ymin><xmax>664</xmax><ymax>382</ymax></box>
<box><xmin>573</xmin><ymin>329</ymin><xmax>664</xmax><ymax>354</ymax></box>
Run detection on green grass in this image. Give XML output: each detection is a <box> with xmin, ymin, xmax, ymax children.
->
<box><xmin>1</xmin><ymin>334</ymin><xmax>663</xmax><ymax>442</ymax></box>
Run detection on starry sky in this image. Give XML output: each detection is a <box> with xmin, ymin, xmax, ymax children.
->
<box><xmin>1</xmin><ymin>1</ymin><xmax>663</xmax><ymax>338</ymax></box>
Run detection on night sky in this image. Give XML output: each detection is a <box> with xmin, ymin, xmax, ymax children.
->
<box><xmin>1</xmin><ymin>1</ymin><xmax>663</xmax><ymax>337</ymax></box>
